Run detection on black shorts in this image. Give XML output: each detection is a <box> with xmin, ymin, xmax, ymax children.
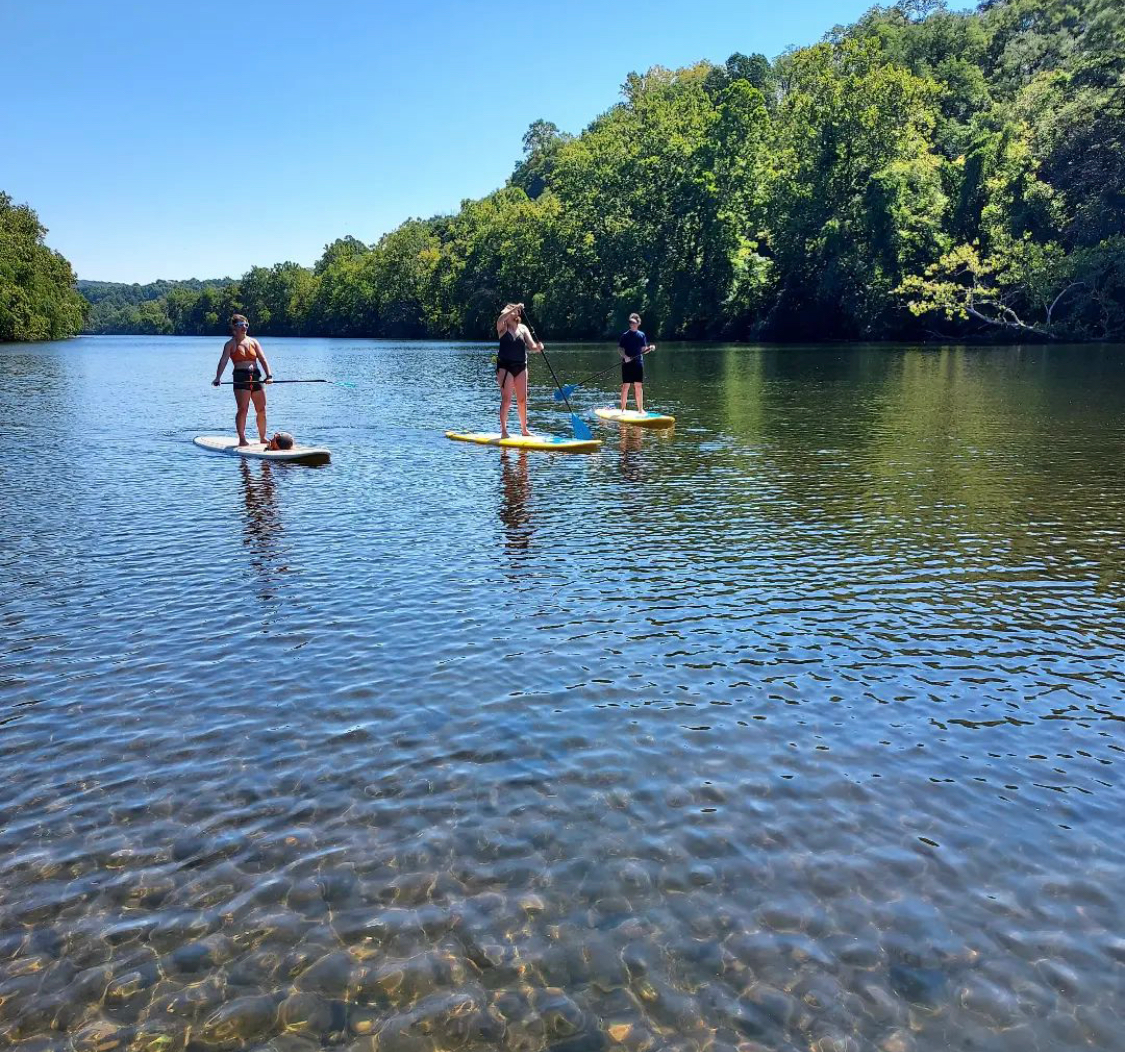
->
<box><xmin>497</xmin><ymin>359</ymin><xmax>527</xmax><ymax>380</ymax></box>
<box><xmin>233</xmin><ymin>367</ymin><xmax>263</xmax><ymax>392</ymax></box>
<box><xmin>621</xmin><ymin>359</ymin><xmax>644</xmax><ymax>384</ymax></box>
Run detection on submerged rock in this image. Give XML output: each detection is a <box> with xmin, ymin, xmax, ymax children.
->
<box><xmin>533</xmin><ymin>988</ymin><xmax>586</xmax><ymax>1038</ymax></box>
<box><xmin>200</xmin><ymin>993</ymin><xmax>279</xmax><ymax>1045</ymax></box>
<box><xmin>71</xmin><ymin>1019</ymin><xmax>129</xmax><ymax>1052</ymax></box>
<box><xmin>294</xmin><ymin>949</ymin><xmax>356</xmax><ymax>997</ymax></box>
<box><xmin>129</xmin><ymin>1022</ymin><xmax>189</xmax><ymax>1052</ymax></box>
<box><xmin>279</xmin><ymin>991</ymin><xmax>334</xmax><ymax>1035</ymax></box>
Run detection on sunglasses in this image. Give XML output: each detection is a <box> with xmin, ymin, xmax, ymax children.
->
<box><xmin>233</xmin><ymin>321</ymin><xmax>249</xmax><ymax>328</ymax></box>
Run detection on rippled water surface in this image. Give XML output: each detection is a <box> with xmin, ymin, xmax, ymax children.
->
<box><xmin>1</xmin><ymin>336</ymin><xmax>1124</xmax><ymax>1052</ymax></box>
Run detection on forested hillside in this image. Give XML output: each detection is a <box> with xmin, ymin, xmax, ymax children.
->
<box><xmin>79</xmin><ymin>279</ymin><xmax>235</xmax><ymax>335</ymax></box>
<box><xmin>0</xmin><ymin>193</ymin><xmax>85</xmax><ymax>342</ymax></box>
<box><xmin>82</xmin><ymin>0</ymin><xmax>1125</xmax><ymax>342</ymax></box>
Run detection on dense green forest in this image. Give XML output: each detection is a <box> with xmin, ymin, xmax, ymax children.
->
<box><xmin>0</xmin><ymin>193</ymin><xmax>86</xmax><ymax>342</ymax></box>
<box><xmin>79</xmin><ymin>278</ymin><xmax>235</xmax><ymax>335</ymax></box>
<box><xmin>77</xmin><ymin>0</ymin><xmax>1125</xmax><ymax>342</ymax></box>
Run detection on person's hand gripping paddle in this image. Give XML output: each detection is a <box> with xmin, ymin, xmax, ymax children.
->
<box><xmin>521</xmin><ymin>308</ymin><xmax>593</xmax><ymax>441</ymax></box>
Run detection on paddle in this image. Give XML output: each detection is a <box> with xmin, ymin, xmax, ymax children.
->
<box><xmin>218</xmin><ymin>378</ymin><xmax>355</xmax><ymax>388</ymax></box>
<box><xmin>520</xmin><ymin>308</ymin><xmax>594</xmax><ymax>441</ymax></box>
<box><xmin>553</xmin><ymin>347</ymin><xmax>656</xmax><ymax>402</ymax></box>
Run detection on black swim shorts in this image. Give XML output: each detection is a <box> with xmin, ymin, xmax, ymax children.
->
<box><xmin>621</xmin><ymin>359</ymin><xmax>644</xmax><ymax>384</ymax></box>
<box><xmin>497</xmin><ymin>359</ymin><xmax>527</xmax><ymax>380</ymax></box>
<box><xmin>233</xmin><ymin>367</ymin><xmax>263</xmax><ymax>392</ymax></box>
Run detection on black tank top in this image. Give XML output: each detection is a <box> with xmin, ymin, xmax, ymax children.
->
<box><xmin>498</xmin><ymin>329</ymin><xmax>526</xmax><ymax>364</ymax></box>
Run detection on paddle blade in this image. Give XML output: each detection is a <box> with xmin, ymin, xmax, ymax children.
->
<box><xmin>571</xmin><ymin>414</ymin><xmax>594</xmax><ymax>441</ymax></box>
<box><xmin>554</xmin><ymin>384</ymin><xmax>577</xmax><ymax>402</ymax></box>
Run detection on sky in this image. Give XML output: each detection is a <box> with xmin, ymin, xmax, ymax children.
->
<box><xmin>2</xmin><ymin>0</ymin><xmax>975</xmax><ymax>284</ymax></box>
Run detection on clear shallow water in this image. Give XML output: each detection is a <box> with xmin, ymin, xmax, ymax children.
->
<box><xmin>1</xmin><ymin>335</ymin><xmax>1123</xmax><ymax>1052</ymax></box>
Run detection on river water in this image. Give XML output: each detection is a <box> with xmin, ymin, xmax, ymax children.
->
<box><xmin>1</xmin><ymin>336</ymin><xmax>1122</xmax><ymax>1052</ymax></box>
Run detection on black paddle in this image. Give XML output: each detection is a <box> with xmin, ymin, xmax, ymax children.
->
<box><xmin>217</xmin><ymin>378</ymin><xmax>355</xmax><ymax>388</ymax></box>
<box><xmin>554</xmin><ymin>346</ymin><xmax>656</xmax><ymax>402</ymax></box>
<box><xmin>519</xmin><ymin>307</ymin><xmax>594</xmax><ymax>441</ymax></box>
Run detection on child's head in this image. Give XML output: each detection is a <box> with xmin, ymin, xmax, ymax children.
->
<box><xmin>272</xmin><ymin>431</ymin><xmax>294</xmax><ymax>450</ymax></box>
<box><xmin>628</xmin><ymin>313</ymin><xmax>641</xmax><ymax>328</ymax></box>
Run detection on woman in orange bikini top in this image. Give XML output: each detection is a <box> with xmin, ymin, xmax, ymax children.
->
<box><xmin>212</xmin><ymin>314</ymin><xmax>274</xmax><ymax>447</ymax></box>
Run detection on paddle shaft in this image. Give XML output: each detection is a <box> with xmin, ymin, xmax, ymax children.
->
<box><xmin>519</xmin><ymin>307</ymin><xmax>593</xmax><ymax>441</ymax></box>
<box><xmin>218</xmin><ymin>379</ymin><xmax>329</xmax><ymax>385</ymax></box>
<box><xmin>569</xmin><ymin>347</ymin><xmax>654</xmax><ymax>391</ymax></box>
<box><xmin>521</xmin><ymin>312</ymin><xmax>575</xmax><ymax>414</ymax></box>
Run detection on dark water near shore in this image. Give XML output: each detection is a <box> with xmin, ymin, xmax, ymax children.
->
<box><xmin>1</xmin><ymin>335</ymin><xmax>1123</xmax><ymax>1052</ymax></box>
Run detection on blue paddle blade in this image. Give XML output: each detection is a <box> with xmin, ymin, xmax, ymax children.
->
<box><xmin>571</xmin><ymin>414</ymin><xmax>594</xmax><ymax>441</ymax></box>
<box><xmin>554</xmin><ymin>384</ymin><xmax>578</xmax><ymax>402</ymax></box>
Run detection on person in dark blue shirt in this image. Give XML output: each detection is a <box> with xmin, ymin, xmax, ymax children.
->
<box><xmin>619</xmin><ymin>313</ymin><xmax>656</xmax><ymax>412</ymax></box>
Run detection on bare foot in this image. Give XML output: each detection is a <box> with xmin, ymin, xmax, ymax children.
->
<box><xmin>521</xmin><ymin>429</ymin><xmax>531</xmax><ymax>437</ymax></box>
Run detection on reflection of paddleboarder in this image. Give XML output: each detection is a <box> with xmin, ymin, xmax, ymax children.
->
<box><xmin>495</xmin><ymin>303</ymin><xmax>543</xmax><ymax>439</ymax></box>
<box><xmin>238</xmin><ymin>460</ymin><xmax>286</xmax><ymax>596</ymax></box>
<box><xmin>619</xmin><ymin>313</ymin><xmax>656</xmax><ymax>413</ymax></box>
<box><xmin>499</xmin><ymin>450</ymin><xmax>533</xmax><ymax>554</ymax></box>
<box><xmin>212</xmin><ymin>314</ymin><xmax>274</xmax><ymax>446</ymax></box>
<box><xmin>618</xmin><ymin>426</ymin><xmax>645</xmax><ymax>484</ymax></box>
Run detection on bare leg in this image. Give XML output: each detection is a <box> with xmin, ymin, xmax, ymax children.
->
<box><xmin>620</xmin><ymin>384</ymin><xmax>628</xmax><ymax>411</ymax></box>
<box><xmin>634</xmin><ymin>382</ymin><xmax>644</xmax><ymax>413</ymax></box>
<box><xmin>251</xmin><ymin>388</ymin><xmax>268</xmax><ymax>444</ymax></box>
<box><xmin>234</xmin><ymin>389</ymin><xmax>251</xmax><ymax>445</ymax></box>
<box><xmin>514</xmin><ymin>370</ymin><xmax>531</xmax><ymax>436</ymax></box>
<box><xmin>497</xmin><ymin>369</ymin><xmax>513</xmax><ymax>437</ymax></box>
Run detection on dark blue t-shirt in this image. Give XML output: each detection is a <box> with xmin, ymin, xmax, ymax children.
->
<box><xmin>619</xmin><ymin>329</ymin><xmax>647</xmax><ymax>362</ymax></box>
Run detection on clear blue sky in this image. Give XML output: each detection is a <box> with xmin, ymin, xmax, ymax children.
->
<box><xmin>3</xmin><ymin>0</ymin><xmax>975</xmax><ymax>284</ymax></box>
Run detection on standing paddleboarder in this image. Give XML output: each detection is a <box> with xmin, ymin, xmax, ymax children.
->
<box><xmin>495</xmin><ymin>303</ymin><xmax>543</xmax><ymax>439</ymax></box>
<box><xmin>212</xmin><ymin>314</ymin><xmax>274</xmax><ymax>446</ymax></box>
<box><xmin>619</xmin><ymin>313</ymin><xmax>655</xmax><ymax>412</ymax></box>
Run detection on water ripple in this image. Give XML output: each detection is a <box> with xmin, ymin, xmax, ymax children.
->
<box><xmin>0</xmin><ymin>338</ymin><xmax>1123</xmax><ymax>1051</ymax></box>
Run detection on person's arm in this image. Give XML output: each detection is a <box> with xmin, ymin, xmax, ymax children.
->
<box><xmin>496</xmin><ymin>303</ymin><xmax>523</xmax><ymax>336</ymax></box>
<box><xmin>213</xmin><ymin>341</ymin><xmax>232</xmax><ymax>385</ymax></box>
<box><xmin>619</xmin><ymin>334</ymin><xmax>629</xmax><ymax>360</ymax></box>
<box><xmin>520</xmin><ymin>323</ymin><xmax>543</xmax><ymax>353</ymax></box>
<box><xmin>255</xmin><ymin>341</ymin><xmax>273</xmax><ymax>382</ymax></box>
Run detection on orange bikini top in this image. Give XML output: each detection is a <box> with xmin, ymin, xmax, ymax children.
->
<box><xmin>230</xmin><ymin>339</ymin><xmax>258</xmax><ymax>364</ymax></box>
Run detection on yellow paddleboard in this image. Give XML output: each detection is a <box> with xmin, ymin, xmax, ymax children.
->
<box><xmin>445</xmin><ymin>431</ymin><xmax>602</xmax><ymax>453</ymax></box>
<box><xmin>595</xmin><ymin>408</ymin><xmax>675</xmax><ymax>429</ymax></box>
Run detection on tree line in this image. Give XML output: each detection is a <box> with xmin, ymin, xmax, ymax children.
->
<box><xmin>0</xmin><ymin>193</ymin><xmax>86</xmax><ymax>342</ymax></box>
<box><xmin>10</xmin><ymin>0</ymin><xmax>1124</xmax><ymax>344</ymax></box>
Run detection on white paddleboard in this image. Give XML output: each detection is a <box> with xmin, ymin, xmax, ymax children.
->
<box><xmin>193</xmin><ymin>435</ymin><xmax>331</xmax><ymax>464</ymax></box>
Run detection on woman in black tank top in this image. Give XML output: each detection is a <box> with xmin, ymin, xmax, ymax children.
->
<box><xmin>495</xmin><ymin>303</ymin><xmax>543</xmax><ymax>438</ymax></box>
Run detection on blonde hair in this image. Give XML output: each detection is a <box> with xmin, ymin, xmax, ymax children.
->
<box><xmin>230</xmin><ymin>313</ymin><xmax>249</xmax><ymax>327</ymax></box>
